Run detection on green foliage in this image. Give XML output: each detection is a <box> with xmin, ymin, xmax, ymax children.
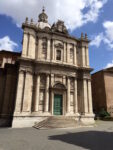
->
<box><xmin>99</xmin><ymin>108</ymin><xmax>110</xmax><ymax>118</ymax></box>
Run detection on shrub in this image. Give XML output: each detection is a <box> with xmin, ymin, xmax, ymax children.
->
<box><xmin>99</xmin><ymin>108</ymin><xmax>110</xmax><ymax>118</ymax></box>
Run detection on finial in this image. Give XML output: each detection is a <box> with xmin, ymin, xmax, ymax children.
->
<box><xmin>30</xmin><ymin>18</ymin><xmax>33</xmax><ymax>25</ymax></box>
<box><xmin>25</xmin><ymin>17</ymin><xmax>28</xmax><ymax>24</ymax></box>
<box><xmin>85</xmin><ymin>33</ymin><xmax>88</xmax><ymax>39</ymax></box>
<box><xmin>81</xmin><ymin>32</ymin><xmax>84</xmax><ymax>39</ymax></box>
<box><xmin>42</xmin><ymin>6</ymin><xmax>45</xmax><ymax>12</ymax></box>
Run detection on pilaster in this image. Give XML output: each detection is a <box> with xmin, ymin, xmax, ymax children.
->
<box><xmin>82</xmin><ymin>46</ymin><xmax>86</xmax><ymax>67</ymax></box>
<box><xmin>34</xmin><ymin>74</ymin><xmax>40</xmax><ymax>112</ymax></box>
<box><xmin>67</xmin><ymin>43</ymin><xmax>70</xmax><ymax>63</ymax></box>
<box><xmin>74</xmin><ymin>45</ymin><xmax>77</xmax><ymax>65</ymax></box>
<box><xmin>74</xmin><ymin>78</ymin><xmax>78</xmax><ymax>114</ymax></box>
<box><xmin>15</xmin><ymin>71</ymin><xmax>25</xmax><ymax>112</ymax></box>
<box><xmin>47</xmin><ymin>39</ymin><xmax>50</xmax><ymax>60</ymax></box>
<box><xmin>67</xmin><ymin>77</ymin><xmax>70</xmax><ymax>113</ymax></box>
<box><xmin>44</xmin><ymin>75</ymin><xmax>50</xmax><ymax>112</ymax></box>
<box><xmin>28</xmin><ymin>34</ymin><xmax>36</xmax><ymax>59</ymax></box>
<box><xmin>52</xmin><ymin>39</ymin><xmax>55</xmax><ymax>61</ymax></box>
<box><xmin>83</xmin><ymin>79</ymin><xmax>88</xmax><ymax>114</ymax></box>
<box><xmin>22</xmin><ymin>33</ymin><xmax>28</xmax><ymax>57</ymax></box>
<box><xmin>22</xmin><ymin>72</ymin><xmax>33</xmax><ymax>112</ymax></box>
<box><xmin>86</xmin><ymin>47</ymin><xmax>89</xmax><ymax>67</ymax></box>
<box><xmin>63</xmin><ymin>43</ymin><xmax>66</xmax><ymax>62</ymax></box>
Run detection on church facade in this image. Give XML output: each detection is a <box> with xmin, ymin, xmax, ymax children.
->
<box><xmin>0</xmin><ymin>9</ymin><xmax>94</xmax><ymax>127</ymax></box>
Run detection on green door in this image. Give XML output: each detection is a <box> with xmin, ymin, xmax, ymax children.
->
<box><xmin>54</xmin><ymin>94</ymin><xmax>62</xmax><ymax>115</ymax></box>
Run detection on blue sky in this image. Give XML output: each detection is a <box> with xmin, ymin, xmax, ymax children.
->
<box><xmin>0</xmin><ymin>0</ymin><xmax>113</xmax><ymax>73</ymax></box>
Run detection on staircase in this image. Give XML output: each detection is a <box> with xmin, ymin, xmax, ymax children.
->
<box><xmin>33</xmin><ymin>116</ymin><xmax>79</xmax><ymax>129</ymax></box>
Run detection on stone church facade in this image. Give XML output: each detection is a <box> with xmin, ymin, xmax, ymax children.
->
<box><xmin>0</xmin><ymin>8</ymin><xmax>94</xmax><ymax>127</ymax></box>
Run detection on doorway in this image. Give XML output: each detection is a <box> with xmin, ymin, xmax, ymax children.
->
<box><xmin>54</xmin><ymin>94</ymin><xmax>63</xmax><ymax>115</ymax></box>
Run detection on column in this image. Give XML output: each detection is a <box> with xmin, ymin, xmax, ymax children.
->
<box><xmin>22</xmin><ymin>33</ymin><xmax>28</xmax><ymax>57</ymax></box>
<box><xmin>22</xmin><ymin>72</ymin><xmax>33</xmax><ymax>112</ymax></box>
<box><xmin>74</xmin><ymin>78</ymin><xmax>78</xmax><ymax>114</ymax></box>
<box><xmin>37</xmin><ymin>38</ymin><xmax>42</xmax><ymax>59</ymax></box>
<box><xmin>28</xmin><ymin>34</ymin><xmax>36</xmax><ymax>59</ymax></box>
<box><xmin>83</xmin><ymin>79</ymin><xmax>88</xmax><ymax>114</ymax></box>
<box><xmin>47</xmin><ymin>39</ymin><xmax>50</xmax><ymax>60</ymax></box>
<box><xmin>74</xmin><ymin>45</ymin><xmax>77</xmax><ymax>65</ymax></box>
<box><xmin>82</xmin><ymin>47</ymin><xmax>86</xmax><ymax>67</ymax></box>
<box><xmin>44</xmin><ymin>75</ymin><xmax>50</xmax><ymax>112</ymax></box>
<box><xmin>15</xmin><ymin>71</ymin><xmax>25</xmax><ymax>112</ymax></box>
<box><xmin>34</xmin><ymin>74</ymin><xmax>40</xmax><ymax>112</ymax></box>
<box><xmin>86</xmin><ymin>47</ymin><xmax>89</xmax><ymax>67</ymax></box>
<box><xmin>67</xmin><ymin>77</ymin><xmax>70</xmax><ymax>113</ymax></box>
<box><xmin>52</xmin><ymin>39</ymin><xmax>55</xmax><ymax>61</ymax></box>
<box><xmin>88</xmin><ymin>80</ymin><xmax>93</xmax><ymax>113</ymax></box>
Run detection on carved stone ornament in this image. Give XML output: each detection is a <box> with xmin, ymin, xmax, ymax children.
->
<box><xmin>55</xmin><ymin>43</ymin><xmax>64</xmax><ymax>49</ymax></box>
<box><xmin>51</xmin><ymin>20</ymin><xmax>68</xmax><ymax>34</ymax></box>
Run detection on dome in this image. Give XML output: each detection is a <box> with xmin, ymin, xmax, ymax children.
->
<box><xmin>37</xmin><ymin>22</ymin><xmax>51</xmax><ymax>29</ymax></box>
<box><xmin>37</xmin><ymin>7</ymin><xmax>51</xmax><ymax>29</ymax></box>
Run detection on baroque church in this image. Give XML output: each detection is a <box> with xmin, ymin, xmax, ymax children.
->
<box><xmin>0</xmin><ymin>8</ymin><xmax>94</xmax><ymax>127</ymax></box>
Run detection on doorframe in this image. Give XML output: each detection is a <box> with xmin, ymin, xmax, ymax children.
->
<box><xmin>51</xmin><ymin>90</ymin><xmax>66</xmax><ymax>116</ymax></box>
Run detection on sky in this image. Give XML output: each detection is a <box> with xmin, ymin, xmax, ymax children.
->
<box><xmin>0</xmin><ymin>0</ymin><xmax>113</xmax><ymax>73</ymax></box>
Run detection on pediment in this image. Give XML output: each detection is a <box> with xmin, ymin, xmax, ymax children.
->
<box><xmin>53</xmin><ymin>83</ymin><xmax>66</xmax><ymax>89</ymax></box>
<box><xmin>55</xmin><ymin>43</ymin><xmax>64</xmax><ymax>49</ymax></box>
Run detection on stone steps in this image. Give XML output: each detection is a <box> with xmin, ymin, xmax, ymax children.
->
<box><xmin>33</xmin><ymin>116</ymin><xmax>79</xmax><ymax>129</ymax></box>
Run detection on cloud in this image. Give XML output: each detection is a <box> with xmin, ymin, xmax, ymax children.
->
<box><xmin>0</xmin><ymin>0</ymin><xmax>107</xmax><ymax>30</ymax></box>
<box><xmin>0</xmin><ymin>36</ymin><xmax>18</xmax><ymax>51</ymax></box>
<box><xmin>90</xmin><ymin>21</ymin><xmax>113</xmax><ymax>49</ymax></box>
<box><xmin>103</xmin><ymin>21</ymin><xmax>113</xmax><ymax>48</ymax></box>
<box><xmin>90</xmin><ymin>33</ymin><xmax>103</xmax><ymax>47</ymax></box>
<box><xmin>105</xmin><ymin>60</ymin><xmax>113</xmax><ymax>68</ymax></box>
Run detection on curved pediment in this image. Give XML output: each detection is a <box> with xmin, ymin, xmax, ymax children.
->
<box><xmin>53</xmin><ymin>82</ymin><xmax>66</xmax><ymax>89</ymax></box>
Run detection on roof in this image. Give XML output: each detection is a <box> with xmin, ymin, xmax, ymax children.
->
<box><xmin>0</xmin><ymin>50</ymin><xmax>21</xmax><ymax>56</ymax></box>
<box><xmin>92</xmin><ymin>67</ymin><xmax>113</xmax><ymax>75</ymax></box>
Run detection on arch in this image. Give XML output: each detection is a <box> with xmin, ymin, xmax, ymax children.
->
<box><xmin>53</xmin><ymin>82</ymin><xmax>66</xmax><ymax>90</ymax></box>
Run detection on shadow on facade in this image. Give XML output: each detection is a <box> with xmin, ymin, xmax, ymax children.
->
<box><xmin>49</xmin><ymin>131</ymin><xmax>113</xmax><ymax>150</ymax></box>
<box><xmin>0</xmin><ymin>64</ymin><xmax>18</xmax><ymax>127</ymax></box>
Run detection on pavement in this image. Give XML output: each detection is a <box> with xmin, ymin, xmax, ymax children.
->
<box><xmin>0</xmin><ymin>120</ymin><xmax>113</xmax><ymax>150</ymax></box>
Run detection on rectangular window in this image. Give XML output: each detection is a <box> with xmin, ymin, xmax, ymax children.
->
<box><xmin>56</xmin><ymin>50</ymin><xmax>61</xmax><ymax>60</ymax></box>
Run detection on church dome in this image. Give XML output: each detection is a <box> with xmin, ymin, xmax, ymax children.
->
<box><xmin>37</xmin><ymin>7</ymin><xmax>51</xmax><ymax>29</ymax></box>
